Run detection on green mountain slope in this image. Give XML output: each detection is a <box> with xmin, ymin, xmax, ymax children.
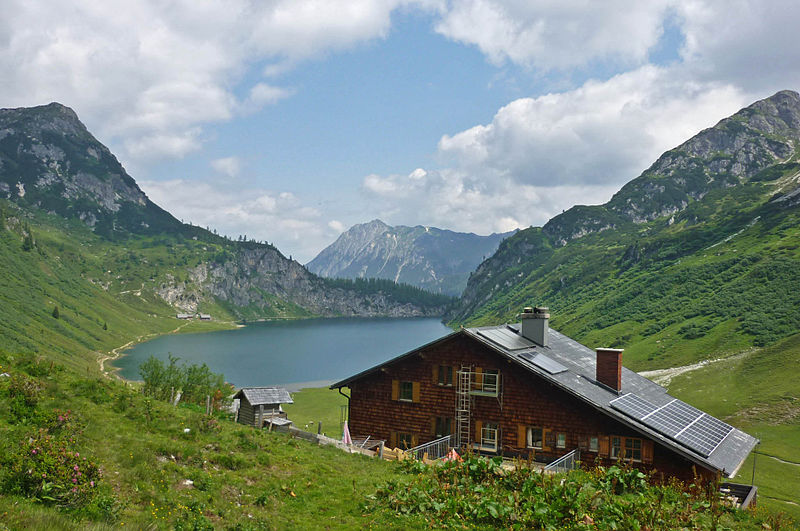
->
<box><xmin>0</xmin><ymin>103</ymin><xmax>450</xmax><ymax>363</ymax></box>
<box><xmin>449</xmin><ymin>90</ymin><xmax>800</xmax><ymax>370</ymax></box>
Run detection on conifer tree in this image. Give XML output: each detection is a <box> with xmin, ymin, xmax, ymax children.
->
<box><xmin>52</xmin><ymin>306</ymin><xmax>60</xmax><ymax>319</ymax></box>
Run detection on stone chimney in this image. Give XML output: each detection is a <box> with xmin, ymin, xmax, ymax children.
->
<box><xmin>520</xmin><ymin>306</ymin><xmax>549</xmax><ymax>346</ymax></box>
<box><xmin>596</xmin><ymin>348</ymin><xmax>624</xmax><ymax>392</ymax></box>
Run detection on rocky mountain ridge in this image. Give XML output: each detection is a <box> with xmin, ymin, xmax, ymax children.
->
<box><xmin>0</xmin><ymin>103</ymin><xmax>447</xmax><ymax>319</ymax></box>
<box><xmin>542</xmin><ymin>90</ymin><xmax>800</xmax><ymax>246</ymax></box>
<box><xmin>448</xmin><ymin>90</ymin><xmax>800</xmax><ymax>366</ymax></box>
<box><xmin>307</xmin><ymin>219</ymin><xmax>513</xmax><ymax>296</ymax></box>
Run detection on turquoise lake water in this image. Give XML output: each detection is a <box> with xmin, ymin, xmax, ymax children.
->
<box><xmin>112</xmin><ymin>317</ymin><xmax>451</xmax><ymax>389</ymax></box>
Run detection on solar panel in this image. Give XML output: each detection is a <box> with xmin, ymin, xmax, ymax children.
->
<box><xmin>642</xmin><ymin>399</ymin><xmax>703</xmax><ymax>438</ymax></box>
<box><xmin>610</xmin><ymin>394</ymin><xmax>736</xmax><ymax>458</ymax></box>
<box><xmin>675</xmin><ymin>414</ymin><xmax>734</xmax><ymax>457</ymax></box>
<box><xmin>610</xmin><ymin>393</ymin><xmax>659</xmax><ymax>420</ymax></box>
<box><xmin>518</xmin><ymin>352</ymin><xmax>567</xmax><ymax>374</ymax></box>
<box><xmin>477</xmin><ymin>328</ymin><xmax>535</xmax><ymax>351</ymax></box>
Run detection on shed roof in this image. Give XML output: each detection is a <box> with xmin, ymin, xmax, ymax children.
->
<box><xmin>233</xmin><ymin>387</ymin><xmax>293</xmax><ymax>406</ymax></box>
<box><xmin>331</xmin><ymin>324</ymin><xmax>758</xmax><ymax>478</ymax></box>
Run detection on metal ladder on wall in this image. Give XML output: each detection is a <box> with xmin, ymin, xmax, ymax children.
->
<box><xmin>455</xmin><ymin>366</ymin><xmax>472</xmax><ymax>448</ymax></box>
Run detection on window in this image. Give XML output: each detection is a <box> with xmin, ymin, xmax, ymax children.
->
<box><xmin>526</xmin><ymin>427</ymin><xmax>543</xmax><ymax>449</ymax></box>
<box><xmin>480</xmin><ymin>423</ymin><xmax>499</xmax><ymax>451</ymax></box>
<box><xmin>397</xmin><ymin>433</ymin><xmax>414</xmax><ymax>449</ymax></box>
<box><xmin>399</xmin><ymin>381</ymin><xmax>413</xmax><ymax>401</ymax></box>
<box><xmin>611</xmin><ymin>436</ymin><xmax>622</xmax><ymax>459</ymax></box>
<box><xmin>609</xmin><ymin>436</ymin><xmax>643</xmax><ymax>462</ymax></box>
<box><xmin>556</xmin><ymin>433</ymin><xmax>566</xmax><ymax>449</ymax></box>
<box><xmin>434</xmin><ymin>417</ymin><xmax>452</xmax><ymax>438</ymax></box>
<box><xmin>589</xmin><ymin>437</ymin><xmax>599</xmax><ymax>453</ymax></box>
<box><xmin>624</xmin><ymin>438</ymin><xmax>642</xmax><ymax>461</ymax></box>
<box><xmin>482</xmin><ymin>370</ymin><xmax>499</xmax><ymax>394</ymax></box>
<box><xmin>438</xmin><ymin>366</ymin><xmax>454</xmax><ymax>386</ymax></box>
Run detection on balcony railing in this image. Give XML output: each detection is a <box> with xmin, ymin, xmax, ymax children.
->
<box><xmin>544</xmin><ymin>449</ymin><xmax>580</xmax><ymax>474</ymax></box>
<box><xmin>408</xmin><ymin>435</ymin><xmax>452</xmax><ymax>461</ymax></box>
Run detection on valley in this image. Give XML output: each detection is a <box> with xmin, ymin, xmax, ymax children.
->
<box><xmin>1</xmin><ymin>91</ymin><xmax>799</xmax><ymax>527</ymax></box>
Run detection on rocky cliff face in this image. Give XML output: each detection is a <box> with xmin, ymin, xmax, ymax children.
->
<box><xmin>0</xmin><ymin>103</ymin><xmax>445</xmax><ymax>319</ymax></box>
<box><xmin>543</xmin><ymin>90</ymin><xmax>800</xmax><ymax>246</ymax></box>
<box><xmin>307</xmin><ymin>219</ymin><xmax>514</xmax><ymax>296</ymax></box>
<box><xmin>0</xmin><ymin>103</ymin><xmax>180</xmax><ymax>236</ymax></box>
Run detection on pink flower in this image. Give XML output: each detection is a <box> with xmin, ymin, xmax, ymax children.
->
<box><xmin>31</xmin><ymin>449</ymin><xmax>37</xmax><ymax>454</ymax></box>
<box><xmin>74</xmin><ymin>465</ymin><xmax>79</xmax><ymax>471</ymax></box>
<box><xmin>58</xmin><ymin>415</ymin><xmax>64</xmax><ymax>422</ymax></box>
<box><xmin>72</xmin><ymin>478</ymin><xmax>77</xmax><ymax>483</ymax></box>
<box><xmin>90</xmin><ymin>481</ymin><xmax>94</xmax><ymax>487</ymax></box>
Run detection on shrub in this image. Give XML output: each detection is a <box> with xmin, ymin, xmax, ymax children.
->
<box><xmin>2</xmin><ymin>430</ymin><xmax>100</xmax><ymax>508</ymax></box>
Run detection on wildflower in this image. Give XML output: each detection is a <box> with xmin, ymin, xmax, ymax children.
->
<box><xmin>58</xmin><ymin>415</ymin><xmax>64</xmax><ymax>422</ymax></box>
<box><xmin>72</xmin><ymin>478</ymin><xmax>77</xmax><ymax>483</ymax></box>
<box><xmin>74</xmin><ymin>465</ymin><xmax>79</xmax><ymax>471</ymax></box>
<box><xmin>31</xmin><ymin>449</ymin><xmax>37</xmax><ymax>454</ymax></box>
<box><xmin>90</xmin><ymin>481</ymin><xmax>94</xmax><ymax>487</ymax></box>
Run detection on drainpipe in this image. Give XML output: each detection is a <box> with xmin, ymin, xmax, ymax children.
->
<box><xmin>337</xmin><ymin>387</ymin><xmax>351</xmax><ymax>426</ymax></box>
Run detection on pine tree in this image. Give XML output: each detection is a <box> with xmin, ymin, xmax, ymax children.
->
<box><xmin>52</xmin><ymin>306</ymin><xmax>60</xmax><ymax>319</ymax></box>
<box><xmin>22</xmin><ymin>232</ymin><xmax>33</xmax><ymax>251</ymax></box>
<box><xmin>103</xmin><ymin>322</ymin><xmax>108</xmax><ymax>331</ymax></box>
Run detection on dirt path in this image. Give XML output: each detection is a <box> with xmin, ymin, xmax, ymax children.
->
<box><xmin>637</xmin><ymin>349</ymin><xmax>754</xmax><ymax>387</ymax></box>
<box><xmin>97</xmin><ymin>320</ymin><xmax>192</xmax><ymax>380</ymax></box>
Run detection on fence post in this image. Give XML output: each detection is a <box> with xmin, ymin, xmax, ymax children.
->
<box><xmin>318</xmin><ymin>421</ymin><xmax>322</xmax><ymax>435</ymax></box>
<box><xmin>206</xmin><ymin>395</ymin><xmax>211</xmax><ymax>415</ymax></box>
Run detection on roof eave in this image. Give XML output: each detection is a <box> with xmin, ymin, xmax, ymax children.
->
<box><xmin>329</xmin><ymin>329</ymin><xmax>461</xmax><ymax>389</ymax></box>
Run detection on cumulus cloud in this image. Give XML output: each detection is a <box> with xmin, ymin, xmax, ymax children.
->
<box><xmin>139</xmin><ymin>178</ymin><xmax>338</xmax><ymax>263</ymax></box>
<box><xmin>361</xmin><ymin>168</ymin><xmax>620</xmax><ymax>233</ymax></box>
<box><xmin>434</xmin><ymin>0</ymin><xmax>671</xmax><ymax>69</ymax></box>
<box><xmin>0</xmin><ymin>0</ymin><xmax>416</xmax><ymax>167</ymax></box>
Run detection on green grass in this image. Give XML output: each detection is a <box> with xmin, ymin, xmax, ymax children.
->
<box><xmin>0</xmin><ymin>353</ymin><xmax>423</xmax><ymax>530</ymax></box>
<box><xmin>667</xmin><ymin>332</ymin><xmax>800</xmax><ymax>521</ymax></box>
<box><xmin>283</xmin><ymin>387</ymin><xmax>348</xmax><ymax>440</ymax></box>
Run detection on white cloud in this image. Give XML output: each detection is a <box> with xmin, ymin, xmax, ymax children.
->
<box><xmin>434</xmin><ymin>0</ymin><xmax>671</xmax><ymax>70</ymax></box>
<box><xmin>211</xmin><ymin>157</ymin><xmax>242</xmax><ymax>178</ymax></box>
<box><xmin>361</xmin><ymin>167</ymin><xmax>620</xmax><ymax>233</ymax></box>
<box><xmin>0</xmin><ymin>0</ymin><xmax>418</xmax><ymax>168</ymax></box>
<box><xmin>139</xmin><ymin>178</ymin><xmax>336</xmax><ymax>263</ymax></box>
<box><xmin>438</xmin><ymin>66</ymin><xmax>747</xmax><ymax>188</ymax></box>
<box><xmin>328</xmin><ymin>220</ymin><xmax>346</xmax><ymax>233</ymax></box>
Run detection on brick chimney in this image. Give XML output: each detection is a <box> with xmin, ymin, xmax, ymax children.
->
<box><xmin>596</xmin><ymin>348</ymin><xmax>624</xmax><ymax>392</ymax></box>
<box><xmin>520</xmin><ymin>306</ymin><xmax>549</xmax><ymax>346</ymax></box>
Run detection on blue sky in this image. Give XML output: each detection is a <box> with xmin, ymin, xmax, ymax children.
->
<box><xmin>2</xmin><ymin>1</ymin><xmax>800</xmax><ymax>261</ymax></box>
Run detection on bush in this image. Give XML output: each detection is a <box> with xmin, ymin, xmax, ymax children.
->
<box><xmin>1</xmin><ymin>411</ymin><xmax>101</xmax><ymax>509</ymax></box>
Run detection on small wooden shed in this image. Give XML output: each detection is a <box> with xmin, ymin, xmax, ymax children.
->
<box><xmin>233</xmin><ymin>387</ymin><xmax>293</xmax><ymax>428</ymax></box>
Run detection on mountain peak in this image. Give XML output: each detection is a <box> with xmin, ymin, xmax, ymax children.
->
<box><xmin>543</xmin><ymin>89</ymin><xmax>800</xmax><ymax>246</ymax></box>
<box><xmin>0</xmin><ymin>102</ymin><xmax>180</xmax><ymax>237</ymax></box>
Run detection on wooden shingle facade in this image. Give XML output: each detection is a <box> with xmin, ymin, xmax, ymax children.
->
<box><xmin>332</xmin><ymin>308</ymin><xmax>758</xmax><ymax>483</ymax></box>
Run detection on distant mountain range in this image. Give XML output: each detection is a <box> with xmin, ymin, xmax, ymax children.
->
<box><xmin>307</xmin><ymin>220</ymin><xmax>514</xmax><ymax>296</ymax></box>
<box><xmin>447</xmin><ymin>89</ymin><xmax>800</xmax><ymax>370</ymax></box>
<box><xmin>0</xmin><ymin>103</ymin><xmax>450</xmax><ymax>358</ymax></box>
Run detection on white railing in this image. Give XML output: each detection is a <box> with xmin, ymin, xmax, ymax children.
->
<box><xmin>408</xmin><ymin>435</ymin><xmax>452</xmax><ymax>461</ymax></box>
<box><xmin>544</xmin><ymin>449</ymin><xmax>580</xmax><ymax>474</ymax></box>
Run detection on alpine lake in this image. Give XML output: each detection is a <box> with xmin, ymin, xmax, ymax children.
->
<box><xmin>112</xmin><ymin>317</ymin><xmax>451</xmax><ymax>390</ymax></box>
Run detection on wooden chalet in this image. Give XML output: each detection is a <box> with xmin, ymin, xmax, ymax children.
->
<box><xmin>331</xmin><ymin>307</ymin><xmax>758</xmax><ymax>482</ymax></box>
<box><xmin>234</xmin><ymin>387</ymin><xmax>293</xmax><ymax>428</ymax></box>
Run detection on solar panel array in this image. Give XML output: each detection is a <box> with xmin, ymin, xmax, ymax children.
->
<box><xmin>609</xmin><ymin>393</ymin><xmax>734</xmax><ymax>457</ymax></box>
<box><xmin>477</xmin><ymin>328</ymin><xmax>535</xmax><ymax>351</ymax></box>
<box><xmin>518</xmin><ymin>352</ymin><xmax>568</xmax><ymax>374</ymax></box>
<box><xmin>608</xmin><ymin>393</ymin><xmax>658</xmax><ymax>420</ymax></box>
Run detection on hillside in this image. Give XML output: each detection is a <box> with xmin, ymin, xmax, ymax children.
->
<box><xmin>449</xmin><ymin>90</ymin><xmax>800</xmax><ymax>369</ymax></box>
<box><xmin>307</xmin><ymin>219</ymin><xmax>513</xmax><ymax>296</ymax></box>
<box><xmin>0</xmin><ymin>103</ymin><xmax>450</xmax><ymax>351</ymax></box>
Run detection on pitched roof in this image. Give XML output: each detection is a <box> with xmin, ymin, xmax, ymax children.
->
<box><xmin>233</xmin><ymin>387</ymin><xmax>293</xmax><ymax>406</ymax></box>
<box><xmin>331</xmin><ymin>324</ymin><xmax>758</xmax><ymax>478</ymax></box>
